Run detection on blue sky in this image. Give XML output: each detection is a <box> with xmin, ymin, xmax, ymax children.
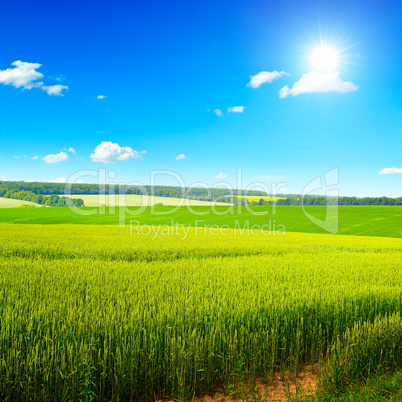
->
<box><xmin>0</xmin><ymin>0</ymin><xmax>401</xmax><ymax>196</ymax></box>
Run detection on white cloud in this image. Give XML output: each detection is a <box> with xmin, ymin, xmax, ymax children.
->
<box><xmin>140</xmin><ymin>150</ymin><xmax>147</xmax><ymax>154</ymax></box>
<box><xmin>227</xmin><ymin>106</ymin><xmax>244</xmax><ymax>113</ymax></box>
<box><xmin>379</xmin><ymin>167</ymin><xmax>402</xmax><ymax>175</ymax></box>
<box><xmin>42</xmin><ymin>84</ymin><xmax>68</xmax><ymax>96</ymax></box>
<box><xmin>214</xmin><ymin>108</ymin><xmax>223</xmax><ymax>116</ymax></box>
<box><xmin>97</xmin><ymin>95</ymin><xmax>107</xmax><ymax>99</ymax></box>
<box><xmin>215</xmin><ymin>172</ymin><xmax>227</xmax><ymax>179</ymax></box>
<box><xmin>43</xmin><ymin>151</ymin><xmax>69</xmax><ymax>164</ymax></box>
<box><xmin>52</xmin><ymin>74</ymin><xmax>66</xmax><ymax>82</ymax></box>
<box><xmin>32</xmin><ymin>155</ymin><xmax>39</xmax><ymax>160</ymax></box>
<box><xmin>68</xmin><ymin>147</ymin><xmax>76</xmax><ymax>154</ymax></box>
<box><xmin>0</xmin><ymin>175</ymin><xmax>5</xmax><ymax>180</ymax></box>
<box><xmin>176</xmin><ymin>154</ymin><xmax>186</xmax><ymax>160</ymax></box>
<box><xmin>0</xmin><ymin>61</ymin><xmax>43</xmax><ymax>89</ymax></box>
<box><xmin>279</xmin><ymin>71</ymin><xmax>357</xmax><ymax>98</ymax></box>
<box><xmin>0</xmin><ymin>60</ymin><xmax>68</xmax><ymax>96</ymax></box>
<box><xmin>90</xmin><ymin>141</ymin><xmax>142</xmax><ymax>163</ymax></box>
<box><xmin>247</xmin><ymin>70</ymin><xmax>289</xmax><ymax>88</ymax></box>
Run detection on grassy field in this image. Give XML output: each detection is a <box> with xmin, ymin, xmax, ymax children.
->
<box><xmin>60</xmin><ymin>194</ymin><xmax>231</xmax><ymax>207</ymax></box>
<box><xmin>0</xmin><ymin>198</ymin><xmax>43</xmax><ymax>208</ymax></box>
<box><xmin>0</xmin><ymin>205</ymin><xmax>401</xmax><ymax>237</ymax></box>
<box><xmin>0</xmin><ymin>222</ymin><xmax>401</xmax><ymax>400</ymax></box>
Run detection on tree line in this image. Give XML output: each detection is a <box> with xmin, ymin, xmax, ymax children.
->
<box><xmin>0</xmin><ymin>188</ymin><xmax>84</xmax><ymax>207</ymax></box>
<box><xmin>0</xmin><ymin>181</ymin><xmax>400</xmax><ymax>206</ymax></box>
<box><xmin>0</xmin><ymin>181</ymin><xmax>267</xmax><ymax>199</ymax></box>
<box><xmin>251</xmin><ymin>196</ymin><xmax>402</xmax><ymax>206</ymax></box>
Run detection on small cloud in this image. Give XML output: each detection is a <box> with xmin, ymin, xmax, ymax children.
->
<box><xmin>139</xmin><ymin>150</ymin><xmax>147</xmax><ymax>154</ymax></box>
<box><xmin>68</xmin><ymin>147</ymin><xmax>76</xmax><ymax>154</ymax></box>
<box><xmin>247</xmin><ymin>70</ymin><xmax>289</xmax><ymax>88</ymax></box>
<box><xmin>176</xmin><ymin>154</ymin><xmax>186</xmax><ymax>160</ymax></box>
<box><xmin>215</xmin><ymin>172</ymin><xmax>227</xmax><ymax>179</ymax></box>
<box><xmin>0</xmin><ymin>175</ymin><xmax>5</xmax><ymax>180</ymax></box>
<box><xmin>97</xmin><ymin>95</ymin><xmax>107</xmax><ymax>99</ymax></box>
<box><xmin>43</xmin><ymin>151</ymin><xmax>69</xmax><ymax>164</ymax></box>
<box><xmin>42</xmin><ymin>84</ymin><xmax>68</xmax><ymax>96</ymax></box>
<box><xmin>214</xmin><ymin>108</ymin><xmax>223</xmax><ymax>116</ymax></box>
<box><xmin>13</xmin><ymin>156</ymin><xmax>19</xmax><ymax>159</ymax></box>
<box><xmin>32</xmin><ymin>155</ymin><xmax>39</xmax><ymax>160</ymax></box>
<box><xmin>227</xmin><ymin>106</ymin><xmax>244</xmax><ymax>113</ymax></box>
<box><xmin>53</xmin><ymin>74</ymin><xmax>66</xmax><ymax>82</ymax></box>
<box><xmin>0</xmin><ymin>61</ymin><xmax>68</xmax><ymax>96</ymax></box>
<box><xmin>54</xmin><ymin>177</ymin><xmax>67</xmax><ymax>183</ymax></box>
<box><xmin>279</xmin><ymin>71</ymin><xmax>357</xmax><ymax>98</ymax></box>
<box><xmin>90</xmin><ymin>141</ymin><xmax>142</xmax><ymax>163</ymax></box>
<box><xmin>0</xmin><ymin>60</ymin><xmax>43</xmax><ymax>89</ymax></box>
<box><xmin>379</xmin><ymin>167</ymin><xmax>402</xmax><ymax>175</ymax></box>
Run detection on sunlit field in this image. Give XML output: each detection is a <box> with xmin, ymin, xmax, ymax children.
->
<box><xmin>58</xmin><ymin>194</ymin><xmax>231</xmax><ymax>207</ymax></box>
<box><xmin>0</xmin><ymin>205</ymin><xmax>401</xmax><ymax>238</ymax></box>
<box><xmin>1</xmin><ymin>222</ymin><xmax>401</xmax><ymax>400</ymax></box>
<box><xmin>0</xmin><ymin>198</ymin><xmax>43</xmax><ymax>208</ymax></box>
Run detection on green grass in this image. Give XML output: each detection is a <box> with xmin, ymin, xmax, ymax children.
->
<box><xmin>0</xmin><ymin>205</ymin><xmax>401</xmax><ymax>237</ymax></box>
<box><xmin>59</xmin><ymin>193</ymin><xmax>231</xmax><ymax>207</ymax></box>
<box><xmin>314</xmin><ymin>370</ymin><xmax>402</xmax><ymax>401</ymax></box>
<box><xmin>0</xmin><ymin>223</ymin><xmax>401</xmax><ymax>400</ymax></box>
<box><xmin>317</xmin><ymin>313</ymin><xmax>402</xmax><ymax>398</ymax></box>
<box><xmin>0</xmin><ymin>197</ymin><xmax>43</xmax><ymax>208</ymax></box>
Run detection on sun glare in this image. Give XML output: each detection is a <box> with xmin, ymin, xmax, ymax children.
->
<box><xmin>311</xmin><ymin>46</ymin><xmax>338</xmax><ymax>72</ymax></box>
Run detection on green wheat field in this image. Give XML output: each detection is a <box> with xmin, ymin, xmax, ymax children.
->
<box><xmin>0</xmin><ymin>204</ymin><xmax>401</xmax><ymax>400</ymax></box>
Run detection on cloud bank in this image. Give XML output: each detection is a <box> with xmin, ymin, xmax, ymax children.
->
<box><xmin>43</xmin><ymin>151</ymin><xmax>69</xmax><ymax>164</ymax></box>
<box><xmin>227</xmin><ymin>106</ymin><xmax>244</xmax><ymax>113</ymax></box>
<box><xmin>0</xmin><ymin>60</ymin><xmax>68</xmax><ymax>96</ymax></box>
<box><xmin>42</xmin><ymin>84</ymin><xmax>68</xmax><ymax>96</ymax></box>
<box><xmin>0</xmin><ymin>61</ymin><xmax>43</xmax><ymax>89</ymax></box>
<box><xmin>90</xmin><ymin>141</ymin><xmax>142</xmax><ymax>163</ymax></box>
<box><xmin>279</xmin><ymin>71</ymin><xmax>357</xmax><ymax>98</ymax></box>
<box><xmin>247</xmin><ymin>70</ymin><xmax>289</xmax><ymax>88</ymax></box>
<box><xmin>379</xmin><ymin>167</ymin><xmax>402</xmax><ymax>175</ymax></box>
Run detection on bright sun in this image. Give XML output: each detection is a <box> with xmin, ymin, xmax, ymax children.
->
<box><xmin>311</xmin><ymin>46</ymin><xmax>338</xmax><ymax>72</ymax></box>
